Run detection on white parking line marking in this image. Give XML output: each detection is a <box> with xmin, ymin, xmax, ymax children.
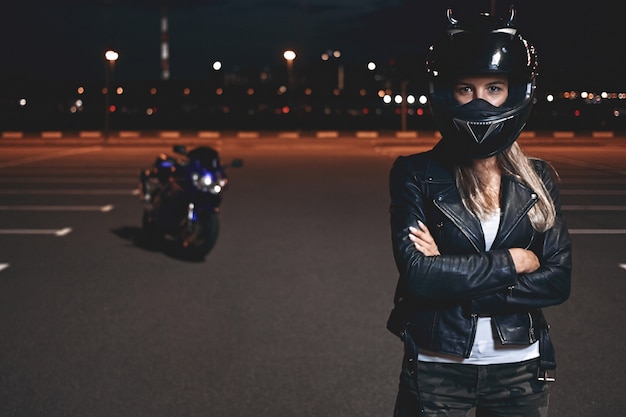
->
<box><xmin>0</xmin><ymin>264</ymin><xmax>8</xmax><ymax>272</ymax></box>
<box><xmin>561</xmin><ymin>179</ymin><xmax>626</xmax><ymax>185</ymax></box>
<box><xmin>0</xmin><ymin>147</ymin><xmax>103</xmax><ymax>168</ymax></box>
<box><xmin>559</xmin><ymin>190</ymin><xmax>626</xmax><ymax>195</ymax></box>
<box><xmin>569</xmin><ymin>229</ymin><xmax>626</xmax><ymax>234</ymax></box>
<box><xmin>0</xmin><ymin>205</ymin><xmax>114</xmax><ymax>212</ymax></box>
<box><xmin>0</xmin><ymin>178</ymin><xmax>136</xmax><ymax>184</ymax></box>
<box><xmin>0</xmin><ymin>189</ymin><xmax>137</xmax><ymax>195</ymax></box>
<box><xmin>0</xmin><ymin>228</ymin><xmax>72</xmax><ymax>236</ymax></box>
<box><xmin>563</xmin><ymin>205</ymin><xmax>626</xmax><ymax>211</ymax></box>
<box><xmin>56</xmin><ymin>228</ymin><xmax>73</xmax><ymax>236</ymax></box>
<box><xmin>546</xmin><ymin>156</ymin><xmax>626</xmax><ymax>176</ymax></box>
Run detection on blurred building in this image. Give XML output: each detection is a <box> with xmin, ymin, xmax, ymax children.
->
<box><xmin>1</xmin><ymin>61</ymin><xmax>625</xmax><ymax>133</ymax></box>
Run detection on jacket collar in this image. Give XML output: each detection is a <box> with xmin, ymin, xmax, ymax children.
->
<box><xmin>433</xmin><ymin>175</ymin><xmax>538</xmax><ymax>251</ymax></box>
<box><xmin>493</xmin><ymin>175</ymin><xmax>538</xmax><ymax>249</ymax></box>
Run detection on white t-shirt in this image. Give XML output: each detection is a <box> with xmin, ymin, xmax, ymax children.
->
<box><xmin>418</xmin><ymin>208</ymin><xmax>540</xmax><ymax>364</ymax></box>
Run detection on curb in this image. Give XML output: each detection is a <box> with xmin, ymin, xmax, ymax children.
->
<box><xmin>1</xmin><ymin>130</ymin><xmax>624</xmax><ymax>146</ymax></box>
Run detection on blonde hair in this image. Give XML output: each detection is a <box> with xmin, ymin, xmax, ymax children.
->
<box><xmin>455</xmin><ymin>142</ymin><xmax>556</xmax><ymax>232</ymax></box>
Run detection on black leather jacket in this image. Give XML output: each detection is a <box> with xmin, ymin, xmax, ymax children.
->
<box><xmin>387</xmin><ymin>141</ymin><xmax>572</xmax><ymax>370</ymax></box>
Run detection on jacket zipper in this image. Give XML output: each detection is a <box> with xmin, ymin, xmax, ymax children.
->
<box><xmin>528</xmin><ymin>312</ymin><xmax>536</xmax><ymax>343</ymax></box>
<box><xmin>467</xmin><ymin>313</ymin><xmax>479</xmax><ymax>357</ymax></box>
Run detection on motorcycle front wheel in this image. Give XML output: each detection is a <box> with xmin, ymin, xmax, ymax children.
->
<box><xmin>175</xmin><ymin>211</ymin><xmax>220</xmax><ymax>260</ymax></box>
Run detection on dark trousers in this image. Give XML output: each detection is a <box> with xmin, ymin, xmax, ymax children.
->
<box><xmin>393</xmin><ymin>358</ymin><xmax>550</xmax><ymax>417</ymax></box>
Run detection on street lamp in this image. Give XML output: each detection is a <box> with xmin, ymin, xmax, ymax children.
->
<box><xmin>104</xmin><ymin>49</ymin><xmax>119</xmax><ymax>140</ymax></box>
<box><xmin>334</xmin><ymin>50</ymin><xmax>344</xmax><ymax>91</ymax></box>
<box><xmin>283</xmin><ymin>49</ymin><xmax>296</xmax><ymax>88</ymax></box>
<box><xmin>211</xmin><ymin>60</ymin><xmax>224</xmax><ymax>88</ymax></box>
<box><xmin>321</xmin><ymin>50</ymin><xmax>343</xmax><ymax>92</ymax></box>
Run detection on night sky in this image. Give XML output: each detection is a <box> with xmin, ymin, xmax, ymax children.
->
<box><xmin>2</xmin><ymin>0</ymin><xmax>624</xmax><ymax>89</ymax></box>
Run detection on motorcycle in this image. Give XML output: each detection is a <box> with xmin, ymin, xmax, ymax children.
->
<box><xmin>139</xmin><ymin>145</ymin><xmax>241</xmax><ymax>259</ymax></box>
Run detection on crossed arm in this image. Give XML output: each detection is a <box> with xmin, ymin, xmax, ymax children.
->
<box><xmin>408</xmin><ymin>220</ymin><xmax>540</xmax><ymax>274</ymax></box>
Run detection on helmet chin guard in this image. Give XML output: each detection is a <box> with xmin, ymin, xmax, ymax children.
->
<box><xmin>452</xmin><ymin>116</ymin><xmax>511</xmax><ymax>145</ymax></box>
<box><xmin>426</xmin><ymin>6</ymin><xmax>538</xmax><ymax>159</ymax></box>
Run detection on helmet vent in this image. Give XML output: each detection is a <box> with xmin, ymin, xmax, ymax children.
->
<box><xmin>453</xmin><ymin>118</ymin><xmax>507</xmax><ymax>144</ymax></box>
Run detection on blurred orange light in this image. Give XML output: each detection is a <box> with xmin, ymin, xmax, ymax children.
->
<box><xmin>282</xmin><ymin>106</ymin><xmax>290</xmax><ymax>114</ymax></box>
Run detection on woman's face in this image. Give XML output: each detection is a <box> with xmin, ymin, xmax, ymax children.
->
<box><xmin>453</xmin><ymin>75</ymin><xmax>509</xmax><ymax>107</ymax></box>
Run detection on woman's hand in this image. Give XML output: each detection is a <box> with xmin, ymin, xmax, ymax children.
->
<box><xmin>508</xmin><ymin>248</ymin><xmax>540</xmax><ymax>274</ymax></box>
<box><xmin>409</xmin><ymin>221</ymin><xmax>441</xmax><ymax>256</ymax></box>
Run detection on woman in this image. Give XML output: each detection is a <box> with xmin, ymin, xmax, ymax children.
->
<box><xmin>387</xmin><ymin>7</ymin><xmax>572</xmax><ymax>417</ymax></box>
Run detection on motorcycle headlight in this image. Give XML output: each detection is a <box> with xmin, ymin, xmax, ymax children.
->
<box><xmin>191</xmin><ymin>172</ymin><xmax>227</xmax><ymax>194</ymax></box>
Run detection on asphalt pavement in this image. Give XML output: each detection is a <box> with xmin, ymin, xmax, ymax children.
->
<box><xmin>0</xmin><ymin>134</ymin><xmax>624</xmax><ymax>417</ymax></box>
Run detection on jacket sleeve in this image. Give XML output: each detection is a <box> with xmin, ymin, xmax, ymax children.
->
<box><xmin>470</xmin><ymin>161</ymin><xmax>572</xmax><ymax>314</ymax></box>
<box><xmin>390</xmin><ymin>155</ymin><xmax>518</xmax><ymax>302</ymax></box>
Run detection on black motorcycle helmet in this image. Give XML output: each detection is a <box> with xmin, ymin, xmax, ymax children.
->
<box><xmin>426</xmin><ymin>6</ymin><xmax>538</xmax><ymax>159</ymax></box>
